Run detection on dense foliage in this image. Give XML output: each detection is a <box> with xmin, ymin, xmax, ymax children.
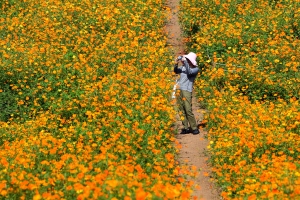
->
<box><xmin>180</xmin><ymin>0</ymin><xmax>300</xmax><ymax>199</ymax></box>
<box><xmin>0</xmin><ymin>0</ymin><xmax>195</xmax><ymax>199</ymax></box>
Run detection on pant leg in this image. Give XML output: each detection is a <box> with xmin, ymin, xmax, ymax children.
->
<box><xmin>181</xmin><ymin>90</ymin><xmax>198</xmax><ymax>130</ymax></box>
<box><xmin>176</xmin><ymin>90</ymin><xmax>189</xmax><ymax>129</ymax></box>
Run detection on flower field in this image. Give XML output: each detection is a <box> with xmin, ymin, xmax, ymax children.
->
<box><xmin>0</xmin><ymin>0</ymin><xmax>195</xmax><ymax>199</ymax></box>
<box><xmin>180</xmin><ymin>0</ymin><xmax>300</xmax><ymax>199</ymax></box>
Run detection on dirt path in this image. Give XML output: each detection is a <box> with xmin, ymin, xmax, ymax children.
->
<box><xmin>165</xmin><ymin>0</ymin><xmax>221</xmax><ymax>199</ymax></box>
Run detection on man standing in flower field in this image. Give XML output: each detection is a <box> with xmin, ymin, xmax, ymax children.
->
<box><xmin>174</xmin><ymin>52</ymin><xmax>200</xmax><ymax>135</ymax></box>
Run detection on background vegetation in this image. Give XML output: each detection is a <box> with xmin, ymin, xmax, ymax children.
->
<box><xmin>0</xmin><ymin>0</ymin><xmax>195</xmax><ymax>199</ymax></box>
<box><xmin>180</xmin><ymin>0</ymin><xmax>300</xmax><ymax>199</ymax></box>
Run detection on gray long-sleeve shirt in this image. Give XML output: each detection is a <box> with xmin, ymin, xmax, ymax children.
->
<box><xmin>174</xmin><ymin>59</ymin><xmax>199</xmax><ymax>92</ymax></box>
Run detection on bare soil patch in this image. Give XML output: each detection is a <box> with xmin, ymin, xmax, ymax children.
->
<box><xmin>165</xmin><ymin>0</ymin><xmax>221</xmax><ymax>199</ymax></box>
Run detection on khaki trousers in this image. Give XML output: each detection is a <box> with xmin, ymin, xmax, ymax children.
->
<box><xmin>176</xmin><ymin>90</ymin><xmax>197</xmax><ymax>130</ymax></box>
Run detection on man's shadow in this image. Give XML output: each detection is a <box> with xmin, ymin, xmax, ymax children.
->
<box><xmin>197</xmin><ymin>120</ymin><xmax>207</xmax><ymax>129</ymax></box>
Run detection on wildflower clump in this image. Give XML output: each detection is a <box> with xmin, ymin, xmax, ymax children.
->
<box><xmin>180</xmin><ymin>0</ymin><xmax>300</xmax><ymax>199</ymax></box>
<box><xmin>0</xmin><ymin>0</ymin><xmax>193</xmax><ymax>199</ymax></box>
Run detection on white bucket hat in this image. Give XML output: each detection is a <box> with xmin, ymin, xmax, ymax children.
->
<box><xmin>184</xmin><ymin>52</ymin><xmax>198</xmax><ymax>66</ymax></box>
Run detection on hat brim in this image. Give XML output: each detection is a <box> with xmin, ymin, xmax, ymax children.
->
<box><xmin>185</xmin><ymin>57</ymin><xmax>197</xmax><ymax>66</ymax></box>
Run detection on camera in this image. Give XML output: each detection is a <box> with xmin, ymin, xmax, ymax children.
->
<box><xmin>177</xmin><ymin>56</ymin><xmax>183</xmax><ymax>61</ymax></box>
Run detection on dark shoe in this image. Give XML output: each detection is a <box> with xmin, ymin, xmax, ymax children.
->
<box><xmin>180</xmin><ymin>128</ymin><xmax>190</xmax><ymax>134</ymax></box>
<box><xmin>192</xmin><ymin>129</ymin><xmax>200</xmax><ymax>135</ymax></box>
